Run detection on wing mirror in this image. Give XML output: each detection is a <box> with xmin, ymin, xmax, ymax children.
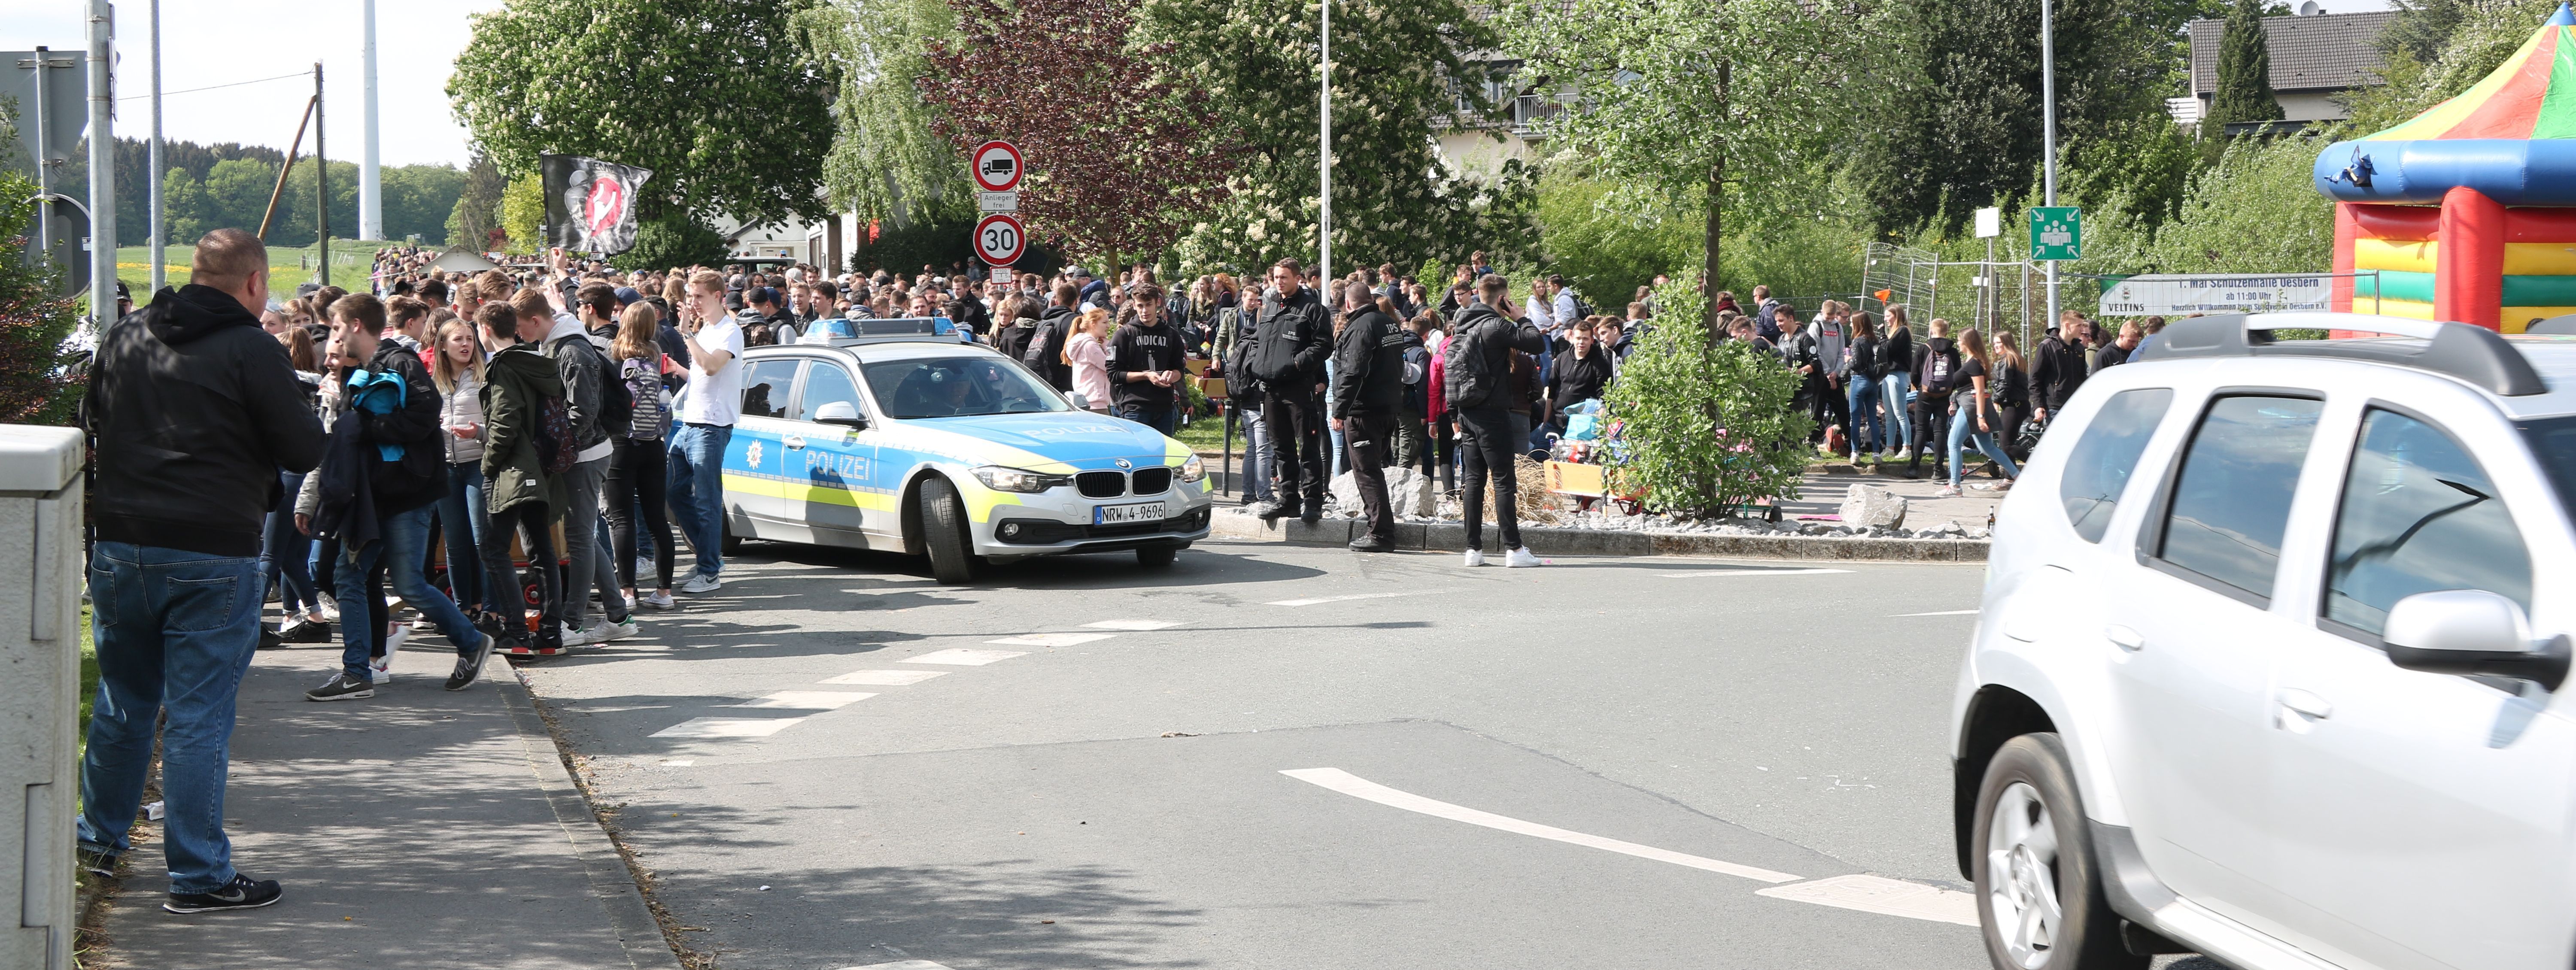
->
<box><xmin>2382</xmin><ymin>589</ymin><xmax>2570</xmax><ymax>691</ymax></box>
<box><xmin>812</xmin><ymin>400</ymin><xmax>868</xmax><ymax>430</ymax></box>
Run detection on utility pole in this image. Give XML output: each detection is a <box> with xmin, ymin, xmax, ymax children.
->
<box><xmin>358</xmin><ymin>0</ymin><xmax>382</xmax><ymax>242</ymax></box>
<box><xmin>86</xmin><ymin>0</ymin><xmax>115</xmax><ymax>331</ymax></box>
<box><xmin>314</xmin><ymin>61</ymin><xmax>328</xmax><ymax>288</ymax></box>
<box><xmin>148</xmin><ymin>0</ymin><xmax>164</xmax><ymax>295</ymax></box>
<box><xmin>32</xmin><ymin>45</ymin><xmax>55</xmax><ymax>270</ymax></box>
<box><xmin>1317</xmin><ymin>0</ymin><xmax>1331</xmax><ymax>289</ymax></box>
<box><xmin>2041</xmin><ymin>0</ymin><xmax>2059</xmax><ymax>333</ymax></box>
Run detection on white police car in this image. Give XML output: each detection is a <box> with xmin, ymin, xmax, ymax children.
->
<box><xmin>719</xmin><ymin>318</ymin><xmax>1213</xmax><ymax>582</ymax></box>
<box><xmin>1952</xmin><ymin>313</ymin><xmax>2576</xmax><ymax>970</ymax></box>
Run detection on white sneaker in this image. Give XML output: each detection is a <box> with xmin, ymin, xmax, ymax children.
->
<box><xmin>635</xmin><ymin>556</ymin><xmax>653</xmax><ymax>579</ymax></box>
<box><xmin>371</xmin><ymin>625</ymin><xmax>406</xmax><ymax>681</ymax></box>
<box><xmin>1504</xmin><ymin>547</ymin><xmax>1543</xmax><ymax>568</ymax></box>
<box><xmin>641</xmin><ymin>591</ymin><xmax>677</xmax><ymax>609</ymax></box>
<box><xmin>679</xmin><ymin>573</ymin><xmax>722</xmax><ymax>594</ymax></box>
<box><xmin>1896</xmin><ymin>447</ymin><xmax>1915</xmax><ymax>461</ymax></box>
<box><xmin>1935</xmin><ymin>485</ymin><xmax>1962</xmax><ymax>498</ymax></box>
<box><xmin>591</xmin><ymin>619</ymin><xmax>640</xmax><ymax>644</ymax></box>
<box><xmin>318</xmin><ymin>600</ymin><xmax>342</xmax><ymax>622</ymax></box>
<box><xmin>561</xmin><ymin>623</ymin><xmax>604</xmax><ymax>648</ymax></box>
<box><xmin>1463</xmin><ymin>549</ymin><xmax>1487</xmax><ymax>567</ymax></box>
<box><xmin>410</xmin><ymin>617</ymin><xmax>436</xmax><ymax>631</ymax></box>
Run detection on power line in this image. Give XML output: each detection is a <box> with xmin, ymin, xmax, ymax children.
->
<box><xmin>117</xmin><ymin>70</ymin><xmax>307</xmax><ymax>100</ymax></box>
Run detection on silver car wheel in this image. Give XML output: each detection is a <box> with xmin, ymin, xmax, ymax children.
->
<box><xmin>1986</xmin><ymin>780</ymin><xmax>2064</xmax><ymax>969</ymax></box>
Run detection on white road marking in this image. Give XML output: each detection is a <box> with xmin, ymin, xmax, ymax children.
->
<box><xmin>820</xmin><ymin>669</ymin><xmax>950</xmax><ymax>686</ymax></box>
<box><xmin>1265</xmin><ymin>591</ymin><xmax>1433</xmax><ymax>607</ymax></box>
<box><xmin>1083</xmin><ymin>619</ymin><xmax>1187</xmax><ymax>630</ymax></box>
<box><xmin>651</xmin><ymin>718</ymin><xmax>805</xmax><ymax>739</ymax></box>
<box><xmin>835</xmin><ymin>962</ymin><xmax>953</xmax><ymax>970</ymax></box>
<box><xmin>1656</xmin><ymin>568</ymin><xmax>1853</xmax><ymax>579</ymax></box>
<box><xmin>984</xmin><ymin>633</ymin><xmax>1113</xmax><ymax>648</ymax></box>
<box><xmin>1895</xmin><ymin>609</ymin><xmax>1981</xmax><ymax>617</ymax></box>
<box><xmin>1279</xmin><ymin>767</ymin><xmax>1801</xmax><ymax>883</ymax></box>
<box><xmin>736</xmin><ymin>691</ymin><xmax>877</xmax><ymax>709</ymax></box>
<box><xmin>658</xmin><ymin>760</ymin><xmax>694</xmax><ymax>767</ymax></box>
<box><xmin>1755</xmin><ymin>873</ymin><xmax>1980</xmax><ymax>926</ymax></box>
<box><xmin>902</xmin><ymin>648</ymin><xmax>1029</xmax><ymax>666</ymax></box>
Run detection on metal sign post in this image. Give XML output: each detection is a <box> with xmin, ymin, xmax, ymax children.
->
<box><xmin>85</xmin><ymin>1</ymin><xmax>115</xmax><ymax>330</ymax></box>
<box><xmin>973</xmin><ymin>141</ymin><xmax>1024</xmax><ymax>278</ymax></box>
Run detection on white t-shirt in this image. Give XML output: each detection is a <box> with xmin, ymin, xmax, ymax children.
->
<box><xmin>675</xmin><ymin>317</ymin><xmax>746</xmax><ymax>426</ymax></box>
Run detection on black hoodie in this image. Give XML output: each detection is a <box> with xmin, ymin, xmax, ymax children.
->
<box><xmin>1024</xmin><ymin>304</ymin><xmax>1078</xmax><ymax>390</ymax></box>
<box><xmin>1329</xmin><ymin>308</ymin><xmax>1407</xmax><ymax>419</ymax></box>
<box><xmin>85</xmin><ymin>284</ymin><xmax>325</xmax><ymax>557</ymax></box>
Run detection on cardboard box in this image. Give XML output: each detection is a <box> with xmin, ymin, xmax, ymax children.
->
<box><xmin>1185</xmin><ymin>357</ymin><xmax>1212</xmax><ymax>376</ymax></box>
<box><xmin>1543</xmin><ymin>460</ymin><xmax>1606</xmax><ymax>497</ymax></box>
<box><xmin>1195</xmin><ymin>376</ymin><xmax>1228</xmax><ymax>399</ymax></box>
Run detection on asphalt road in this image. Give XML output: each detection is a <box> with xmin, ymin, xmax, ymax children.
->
<box><xmin>520</xmin><ymin>537</ymin><xmax>2011</xmax><ymax>970</ymax></box>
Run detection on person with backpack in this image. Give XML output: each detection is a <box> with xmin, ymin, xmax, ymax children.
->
<box><xmin>1445</xmin><ymin>274</ymin><xmax>1549</xmax><ymax>567</ymax></box>
<box><xmin>300</xmin><ymin>294</ymin><xmax>498</xmax><ymax>701</ymax></box>
<box><xmin>1330</xmin><ymin>281</ymin><xmax>1409</xmax><ymax>552</ymax></box>
<box><xmin>554</xmin><ymin>282</ymin><xmax>639</xmax><ymax>646</ymax></box>
<box><xmin>1393</xmin><ymin>312</ymin><xmax>1434</xmax><ymax>471</ymax></box>
<box><xmin>473</xmin><ymin>299</ymin><xmax>569</xmax><ymax>653</ymax></box>
<box><xmin>1244</xmin><ymin>259</ymin><xmax>1333</xmax><ymax>524</ymax></box>
<box><xmin>1024</xmin><ymin>283</ymin><xmax>1080</xmax><ymax>391</ymax></box>
<box><xmin>1906</xmin><ymin>317</ymin><xmax>1962</xmax><ymax>481</ymax></box>
<box><xmin>608</xmin><ymin>302</ymin><xmax>680</xmax><ymax>611</ymax></box>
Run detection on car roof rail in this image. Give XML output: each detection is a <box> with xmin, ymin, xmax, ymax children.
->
<box><xmin>796</xmin><ymin>316</ymin><xmax>969</xmax><ymax>346</ymax></box>
<box><xmin>2132</xmin><ymin>313</ymin><xmax>2548</xmax><ymax>397</ymax></box>
<box><xmin>2530</xmin><ymin>314</ymin><xmax>2576</xmax><ymax>336</ymax></box>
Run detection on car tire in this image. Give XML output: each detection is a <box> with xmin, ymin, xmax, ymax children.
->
<box><xmin>920</xmin><ymin>477</ymin><xmax>979</xmax><ymax>585</ymax></box>
<box><xmin>1136</xmin><ymin>545</ymin><xmax>1178</xmax><ymax>568</ymax></box>
<box><xmin>1972</xmin><ymin>733</ymin><xmax>2144</xmax><ymax>970</ymax></box>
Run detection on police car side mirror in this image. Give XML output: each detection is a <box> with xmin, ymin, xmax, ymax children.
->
<box><xmin>2383</xmin><ymin>590</ymin><xmax>2570</xmax><ymax>691</ymax></box>
<box><xmin>812</xmin><ymin>400</ymin><xmax>868</xmax><ymax>430</ymax></box>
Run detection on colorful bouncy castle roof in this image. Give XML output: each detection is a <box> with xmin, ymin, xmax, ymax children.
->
<box><xmin>2315</xmin><ymin>3</ymin><xmax>2576</xmax><ymax>205</ymax></box>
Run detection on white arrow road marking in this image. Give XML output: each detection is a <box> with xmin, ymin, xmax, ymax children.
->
<box><xmin>1083</xmin><ymin>619</ymin><xmax>1188</xmax><ymax>630</ymax></box>
<box><xmin>902</xmin><ymin>648</ymin><xmax>1029</xmax><ymax>666</ymax></box>
<box><xmin>1656</xmin><ymin>568</ymin><xmax>1853</xmax><ymax>579</ymax></box>
<box><xmin>652</xmin><ymin>718</ymin><xmax>805</xmax><ymax>739</ymax></box>
<box><xmin>1280</xmin><ymin>768</ymin><xmax>1800</xmax><ymax>882</ymax></box>
<box><xmin>1281</xmin><ymin>767</ymin><xmax>1981</xmax><ymax>927</ymax></box>
<box><xmin>1265</xmin><ymin>591</ymin><xmax>1434</xmax><ymax>607</ymax></box>
<box><xmin>821</xmin><ymin>669</ymin><xmax>949</xmax><ymax>686</ymax></box>
<box><xmin>985</xmin><ymin>633</ymin><xmax>1113</xmax><ymax>648</ymax></box>
<box><xmin>1894</xmin><ymin>609</ymin><xmax>1981</xmax><ymax>617</ymax></box>
<box><xmin>736</xmin><ymin>691</ymin><xmax>876</xmax><ymax>709</ymax></box>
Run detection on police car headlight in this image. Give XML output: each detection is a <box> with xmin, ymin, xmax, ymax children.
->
<box><xmin>972</xmin><ymin>465</ymin><xmax>1069</xmax><ymax>493</ymax></box>
<box><xmin>1177</xmin><ymin>455</ymin><xmax>1206</xmax><ymax>483</ymax></box>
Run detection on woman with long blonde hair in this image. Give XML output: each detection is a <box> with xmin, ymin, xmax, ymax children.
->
<box><xmin>1064</xmin><ymin>307</ymin><xmax>1112</xmax><ymax>412</ymax></box>
<box><xmin>429</xmin><ymin>317</ymin><xmax>493</xmax><ymax>617</ymax></box>
<box><xmin>1940</xmin><ymin>327</ymin><xmax>2023</xmax><ymax>497</ymax></box>
<box><xmin>608</xmin><ymin>302</ymin><xmax>680</xmax><ymax>608</ymax></box>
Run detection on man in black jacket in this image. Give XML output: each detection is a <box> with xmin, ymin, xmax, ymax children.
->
<box><xmin>1106</xmin><ymin>283</ymin><xmax>1188</xmax><ymax>432</ymax></box>
<box><xmin>1330</xmin><ymin>282</ymin><xmax>1407</xmax><ymax>551</ymax></box>
<box><xmin>303</xmin><ymin>294</ymin><xmax>496</xmax><ymax>703</ymax></box>
<box><xmin>1243</xmin><ymin>259</ymin><xmax>1332</xmax><ymax>524</ymax></box>
<box><xmin>1447</xmin><ymin>275</ymin><xmax>1550</xmax><ymax>567</ymax></box>
<box><xmin>1024</xmin><ymin>283</ymin><xmax>1080</xmax><ymax>390</ymax></box>
<box><xmin>79</xmin><ymin>229</ymin><xmax>322</xmax><ymax>914</ymax></box>
<box><xmin>2030</xmin><ymin>312</ymin><xmax>2091</xmax><ymax>424</ymax></box>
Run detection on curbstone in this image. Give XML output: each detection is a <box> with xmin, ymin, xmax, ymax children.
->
<box><xmin>1209</xmin><ymin>509</ymin><xmax>1987</xmax><ymax>562</ymax></box>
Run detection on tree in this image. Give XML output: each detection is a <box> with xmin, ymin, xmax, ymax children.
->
<box><xmin>1604</xmin><ymin>278</ymin><xmax>1810</xmax><ymax>516</ymax></box>
<box><xmin>448</xmin><ymin>0</ymin><xmax>838</xmax><ymax>224</ymax></box>
<box><xmin>0</xmin><ymin>172</ymin><xmax>85</xmax><ymax>425</ymax></box>
<box><xmin>501</xmin><ymin>173</ymin><xmax>545</xmax><ymax>253</ymax></box>
<box><xmin>201</xmin><ymin>158</ymin><xmax>279</xmax><ymax>236</ymax></box>
<box><xmin>1141</xmin><ymin>0</ymin><xmax>1533</xmax><ymax>274</ymax></box>
<box><xmin>916</xmin><ymin>0</ymin><xmax>1243</xmax><ymax>263</ymax></box>
<box><xmin>1505</xmin><ymin>0</ymin><xmax>1889</xmax><ymax>336</ymax></box>
<box><xmin>795</xmin><ymin>0</ymin><xmax>969</xmax><ymax>228</ymax></box>
<box><xmin>162</xmin><ymin>169</ymin><xmax>210</xmax><ymax>244</ymax></box>
<box><xmin>2208</xmin><ymin>0</ymin><xmax>2285</xmax><ymax>131</ymax></box>
<box><xmin>1534</xmin><ymin>170</ymin><xmax>1699</xmax><ymax>310</ymax></box>
<box><xmin>612</xmin><ymin>217</ymin><xmax>729</xmax><ymax>271</ymax></box>
<box><xmin>449</xmin><ymin>151</ymin><xmax>506</xmax><ymax>250</ymax></box>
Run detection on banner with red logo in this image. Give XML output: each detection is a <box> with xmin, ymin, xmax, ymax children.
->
<box><xmin>541</xmin><ymin>154</ymin><xmax>653</xmax><ymax>255</ymax></box>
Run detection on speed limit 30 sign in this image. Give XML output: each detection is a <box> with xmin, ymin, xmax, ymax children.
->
<box><xmin>975</xmin><ymin>213</ymin><xmax>1027</xmax><ymax>265</ymax></box>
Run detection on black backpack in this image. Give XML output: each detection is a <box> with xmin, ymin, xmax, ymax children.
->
<box><xmin>1922</xmin><ymin>344</ymin><xmax>1962</xmax><ymax>397</ymax></box>
<box><xmin>1442</xmin><ymin>317</ymin><xmax>1500</xmax><ymax>410</ymax></box>
<box><xmin>1400</xmin><ymin>341</ymin><xmax>1430</xmax><ymax>414</ymax></box>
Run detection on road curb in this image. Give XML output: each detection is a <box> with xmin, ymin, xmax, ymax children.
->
<box><xmin>495</xmin><ymin>676</ymin><xmax>693</xmax><ymax>970</ymax></box>
<box><xmin>1207</xmin><ymin>509</ymin><xmax>1987</xmax><ymax>562</ymax></box>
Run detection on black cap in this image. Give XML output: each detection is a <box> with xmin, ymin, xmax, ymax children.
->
<box><xmin>723</xmin><ymin>292</ymin><xmax>745</xmax><ymax>311</ymax></box>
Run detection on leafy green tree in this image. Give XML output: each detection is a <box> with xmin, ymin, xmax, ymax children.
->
<box><xmin>612</xmin><ymin>217</ymin><xmax>729</xmax><ymax>270</ymax></box>
<box><xmin>501</xmin><ymin>173</ymin><xmax>545</xmax><ymax>254</ymax></box>
<box><xmin>1504</xmin><ymin>0</ymin><xmax>1889</xmax><ymax>336</ymax></box>
<box><xmin>449</xmin><ymin>0</ymin><xmax>838</xmax><ymax>224</ymax></box>
<box><xmin>1604</xmin><ymin>279</ymin><xmax>1810</xmax><ymax>517</ymax></box>
<box><xmin>2208</xmin><ymin>0</ymin><xmax>2285</xmax><ymax>131</ymax></box>
<box><xmin>162</xmin><ymin>169</ymin><xmax>210</xmax><ymax>244</ymax></box>
<box><xmin>1142</xmin><ymin>0</ymin><xmax>1534</xmax><ymax>274</ymax></box>
<box><xmin>448</xmin><ymin>151</ymin><xmax>507</xmax><ymax>250</ymax></box>
<box><xmin>202</xmin><ymin>158</ymin><xmax>279</xmax><ymax>236</ymax></box>
<box><xmin>795</xmin><ymin>0</ymin><xmax>969</xmax><ymax>228</ymax></box>
<box><xmin>1534</xmin><ymin>170</ymin><xmax>1699</xmax><ymax>311</ymax></box>
<box><xmin>380</xmin><ymin>164</ymin><xmax>467</xmax><ymax>243</ymax></box>
<box><xmin>0</xmin><ymin>172</ymin><xmax>85</xmax><ymax>425</ymax></box>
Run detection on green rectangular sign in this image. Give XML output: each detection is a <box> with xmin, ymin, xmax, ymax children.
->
<box><xmin>2030</xmin><ymin>206</ymin><xmax>2081</xmax><ymax>261</ymax></box>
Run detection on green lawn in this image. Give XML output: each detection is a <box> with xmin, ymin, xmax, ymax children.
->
<box><xmin>78</xmin><ymin>604</ymin><xmax>94</xmax><ymax>750</ymax></box>
<box><xmin>117</xmin><ymin>239</ymin><xmax>407</xmax><ymax>305</ymax></box>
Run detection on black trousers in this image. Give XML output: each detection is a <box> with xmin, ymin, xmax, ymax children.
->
<box><xmin>1997</xmin><ymin>403</ymin><xmax>2032</xmax><ymax>462</ymax></box>
<box><xmin>1455</xmin><ymin>406</ymin><xmax>1521</xmax><ymax>551</ymax></box>
<box><xmin>1911</xmin><ymin>400</ymin><xmax>1953</xmax><ymax>476</ymax></box>
<box><xmin>480</xmin><ymin>498</ymin><xmax>561</xmax><ymax>651</ymax></box>
<box><xmin>606</xmin><ymin>437</ymin><xmax>674</xmax><ymax>592</ymax></box>
<box><xmin>1261</xmin><ymin>390</ymin><xmax>1327</xmax><ymax>512</ymax></box>
<box><xmin>1808</xmin><ymin>375</ymin><xmax>1849</xmax><ymax>445</ymax></box>
<box><xmin>1343</xmin><ymin>413</ymin><xmax>1395</xmax><ymax>542</ymax></box>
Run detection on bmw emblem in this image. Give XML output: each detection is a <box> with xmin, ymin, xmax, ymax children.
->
<box><xmin>1114</xmin><ymin>458</ymin><xmax>1133</xmax><ymax>469</ymax></box>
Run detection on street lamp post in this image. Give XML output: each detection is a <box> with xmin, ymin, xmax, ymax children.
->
<box><xmin>148</xmin><ymin>0</ymin><xmax>164</xmax><ymax>295</ymax></box>
<box><xmin>1318</xmin><ymin>0</ymin><xmax>1331</xmax><ymax>288</ymax></box>
<box><xmin>2041</xmin><ymin>0</ymin><xmax>2059</xmax><ymax>332</ymax></box>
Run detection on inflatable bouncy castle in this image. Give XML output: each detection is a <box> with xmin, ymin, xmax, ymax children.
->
<box><xmin>2315</xmin><ymin>3</ymin><xmax>2576</xmax><ymax>332</ymax></box>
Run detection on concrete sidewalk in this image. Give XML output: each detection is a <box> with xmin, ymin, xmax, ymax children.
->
<box><xmin>92</xmin><ymin>642</ymin><xmax>677</xmax><ymax>970</ymax></box>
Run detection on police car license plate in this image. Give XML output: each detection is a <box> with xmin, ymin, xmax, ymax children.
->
<box><xmin>1094</xmin><ymin>502</ymin><xmax>1161</xmax><ymax>525</ymax></box>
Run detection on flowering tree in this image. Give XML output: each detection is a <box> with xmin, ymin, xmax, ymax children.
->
<box><xmin>917</xmin><ymin>0</ymin><xmax>1244</xmax><ymax>264</ymax></box>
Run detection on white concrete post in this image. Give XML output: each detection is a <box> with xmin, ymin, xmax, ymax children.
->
<box><xmin>0</xmin><ymin>426</ymin><xmax>88</xmax><ymax>970</ymax></box>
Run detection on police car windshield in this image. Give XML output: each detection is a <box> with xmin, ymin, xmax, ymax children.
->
<box><xmin>862</xmin><ymin>356</ymin><xmax>1070</xmax><ymax>419</ymax></box>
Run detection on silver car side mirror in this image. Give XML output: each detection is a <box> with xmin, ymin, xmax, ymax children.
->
<box><xmin>812</xmin><ymin>400</ymin><xmax>868</xmax><ymax>430</ymax></box>
<box><xmin>2382</xmin><ymin>589</ymin><xmax>2570</xmax><ymax>691</ymax></box>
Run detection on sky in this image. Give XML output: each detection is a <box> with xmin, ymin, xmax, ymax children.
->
<box><xmin>0</xmin><ymin>0</ymin><xmax>503</xmax><ymax>170</ymax></box>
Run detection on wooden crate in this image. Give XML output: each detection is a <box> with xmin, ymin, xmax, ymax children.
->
<box><xmin>1543</xmin><ymin>460</ymin><xmax>1607</xmax><ymax>498</ymax></box>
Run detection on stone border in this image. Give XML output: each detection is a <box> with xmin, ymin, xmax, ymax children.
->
<box><xmin>1208</xmin><ymin>509</ymin><xmax>1986</xmax><ymax>562</ymax></box>
<box><xmin>496</xmin><ymin>677</ymin><xmax>695</xmax><ymax>970</ymax></box>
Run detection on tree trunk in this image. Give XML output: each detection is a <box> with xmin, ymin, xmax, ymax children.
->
<box><xmin>1701</xmin><ymin>154</ymin><xmax>1724</xmax><ymax>347</ymax></box>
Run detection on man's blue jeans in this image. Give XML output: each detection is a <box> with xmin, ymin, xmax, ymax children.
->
<box><xmin>666</xmin><ymin>422</ymin><xmax>733</xmax><ymax>580</ymax></box>
<box><xmin>335</xmin><ymin>504</ymin><xmax>484</xmax><ymax>679</ymax></box>
<box><xmin>1117</xmin><ymin>401</ymin><xmax>1178</xmax><ymax>436</ymax></box>
<box><xmin>78</xmin><ymin>542</ymin><xmax>264</xmax><ymax>894</ymax></box>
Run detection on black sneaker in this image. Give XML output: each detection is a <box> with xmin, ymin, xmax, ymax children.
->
<box><xmin>1349</xmin><ymin>535</ymin><xmax>1394</xmax><ymax>553</ymax></box>
<box><xmin>277</xmin><ymin>618</ymin><xmax>331</xmax><ymax>644</ymax></box>
<box><xmin>446</xmin><ymin>633</ymin><xmax>495</xmax><ymax>691</ymax></box>
<box><xmin>1299</xmin><ymin>503</ymin><xmax>1323</xmax><ymax>525</ymax></box>
<box><xmin>303</xmin><ymin>672</ymin><xmax>373</xmax><ymax>702</ymax></box>
<box><xmin>164</xmin><ymin>873</ymin><xmax>283</xmax><ymax>914</ymax></box>
<box><xmin>75</xmin><ymin>846</ymin><xmax>117</xmax><ymax>877</ymax></box>
<box><xmin>258</xmin><ymin>625</ymin><xmax>284</xmax><ymax>650</ymax></box>
<box><xmin>1254</xmin><ymin>500</ymin><xmax>1292</xmax><ymax>524</ymax></box>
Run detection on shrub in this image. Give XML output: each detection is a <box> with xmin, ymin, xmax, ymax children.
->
<box><xmin>1604</xmin><ymin>280</ymin><xmax>1810</xmax><ymax>517</ymax></box>
<box><xmin>0</xmin><ymin>173</ymin><xmax>87</xmax><ymax>425</ymax></box>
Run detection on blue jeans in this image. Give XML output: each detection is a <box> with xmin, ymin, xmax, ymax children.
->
<box><xmin>1947</xmin><ymin>405</ymin><xmax>2023</xmax><ymax>488</ymax></box>
<box><xmin>436</xmin><ymin>462</ymin><xmax>488</xmax><ymax>613</ymax></box>
<box><xmin>1881</xmin><ymin>371</ymin><xmax>1915</xmax><ymax>450</ymax></box>
<box><xmin>1240</xmin><ymin>408</ymin><xmax>1275</xmax><ymax>503</ymax></box>
<box><xmin>1118</xmin><ymin>400</ymin><xmax>1178</xmax><ymax>435</ymax></box>
<box><xmin>79</xmin><ymin>542</ymin><xmax>264</xmax><ymax>894</ymax></box>
<box><xmin>1845</xmin><ymin>374</ymin><xmax>1882</xmax><ymax>457</ymax></box>
<box><xmin>335</xmin><ymin>505</ymin><xmax>485</xmax><ymax>679</ymax></box>
<box><xmin>666</xmin><ymin>422</ymin><xmax>733</xmax><ymax>579</ymax></box>
<box><xmin>260</xmin><ymin>470</ymin><xmax>319</xmax><ymax>614</ymax></box>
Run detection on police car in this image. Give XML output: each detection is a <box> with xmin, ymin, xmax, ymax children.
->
<box><xmin>719</xmin><ymin>317</ymin><xmax>1214</xmax><ymax>583</ymax></box>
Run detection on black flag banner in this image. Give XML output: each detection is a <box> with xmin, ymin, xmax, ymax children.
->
<box><xmin>541</xmin><ymin>155</ymin><xmax>653</xmax><ymax>255</ymax></box>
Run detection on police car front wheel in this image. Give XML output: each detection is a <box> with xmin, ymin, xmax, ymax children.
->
<box><xmin>918</xmin><ymin>477</ymin><xmax>980</xmax><ymax>585</ymax></box>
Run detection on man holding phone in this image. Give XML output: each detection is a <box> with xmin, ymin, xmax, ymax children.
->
<box><xmin>666</xmin><ymin>269</ymin><xmax>744</xmax><ymax>594</ymax></box>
